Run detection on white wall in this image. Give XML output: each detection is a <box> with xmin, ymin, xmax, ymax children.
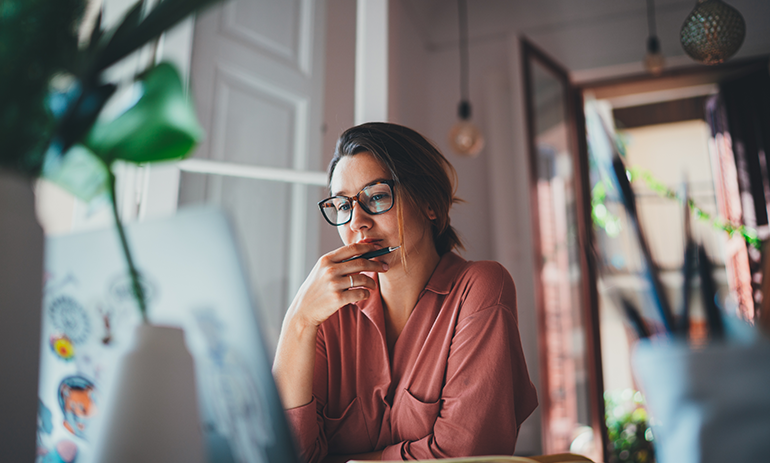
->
<box><xmin>387</xmin><ymin>0</ymin><xmax>430</xmax><ymax>135</ymax></box>
<box><xmin>319</xmin><ymin>0</ymin><xmax>357</xmax><ymax>254</ymax></box>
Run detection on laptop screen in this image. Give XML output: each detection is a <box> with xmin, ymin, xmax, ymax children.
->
<box><xmin>38</xmin><ymin>206</ymin><xmax>300</xmax><ymax>463</ymax></box>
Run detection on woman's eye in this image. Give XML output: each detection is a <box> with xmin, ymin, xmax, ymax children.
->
<box><xmin>337</xmin><ymin>202</ymin><xmax>351</xmax><ymax>212</ymax></box>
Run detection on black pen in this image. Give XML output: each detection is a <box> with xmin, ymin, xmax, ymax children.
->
<box><xmin>340</xmin><ymin>246</ymin><xmax>401</xmax><ymax>263</ymax></box>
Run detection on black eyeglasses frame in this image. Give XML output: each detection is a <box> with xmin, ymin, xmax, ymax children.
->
<box><xmin>317</xmin><ymin>180</ymin><xmax>396</xmax><ymax>226</ymax></box>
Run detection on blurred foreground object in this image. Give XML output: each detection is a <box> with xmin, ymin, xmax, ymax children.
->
<box><xmin>94</xmin><ymin>325</ymin><xmax>204</xmax><ymax>463</ymax></box>
<box><xmin>634</xmin><ymin>338</ymin><xmax>770</xmax><ymax>463</ymax></box>
<box><xmin>0</xmin><ymin>172</ymin><xmax>44</xmax><ymax>461</ymax></box>
<box><xmin>1</xmin><ymin>1</ymin><xmax>219</xmax><ymax>461</ymax></box>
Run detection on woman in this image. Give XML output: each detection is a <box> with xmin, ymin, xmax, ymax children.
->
<box><xmin>273</xmin><ymin>123</ymin><xmax>537</xmax><ymax>462</ymax></box>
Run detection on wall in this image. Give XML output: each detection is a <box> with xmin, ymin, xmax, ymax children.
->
<box><xmin>319</xmin><ymin>0</ymin><xmax>357</xmax><ymax>255</ymax></box>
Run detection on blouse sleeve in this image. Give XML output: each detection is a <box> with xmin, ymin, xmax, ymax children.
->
<box><xmin>381</xmin><ymin>263</ymin><xmax>538</xmax><ymax>460</ymax></box>
<box><xmin>284</xmin><ymin>329</ymin><xmax>330</xmax><ymax>463</ymax></box>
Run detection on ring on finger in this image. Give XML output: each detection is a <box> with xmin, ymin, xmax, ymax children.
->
<box><xmin>349</xmin><ymin>275</ymin><xmax>354</xmax><ymax>289</ymax></box>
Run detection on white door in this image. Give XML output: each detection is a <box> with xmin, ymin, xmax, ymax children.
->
<box><xmin>178</xmin><ymin>0</ymin><xmax>328</xmax><ymax>355</ymax></box>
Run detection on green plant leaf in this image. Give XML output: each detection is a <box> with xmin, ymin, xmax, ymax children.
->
<box><xmin>55</xmin><ymin>82</ymin><xmax>117</xmax><ymax>154</ymax></box>
<box><xmin>87</xmin><ymin>9</ymin><xmax>104</xmax><ymax>53</ymax></box>
<box><xmin>85</xmin><ymin>62</ymin><xmax>203</xmax><ymax>164</ymax></box>
<box><xmin>102</xmin><ymin>0</ymin><xmax>145</xmax><ymax>57</ymax></box>
<box><xmin>42</xmin><ymin>143</ymin><xmax>110</xmax><ymax>202</ymax></box>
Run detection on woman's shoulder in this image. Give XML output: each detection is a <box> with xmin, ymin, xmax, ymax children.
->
<box><xmin>449</xmin><ymin>254</ymin><xmax>513</xmax><ymax>287</ymax></box>
<box><xmin>442</xmin><ymin>253</ymin><xmax>517</xmax><ymax>312</ymax></box>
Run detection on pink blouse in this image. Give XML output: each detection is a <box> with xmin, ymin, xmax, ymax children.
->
<box><xmin>285</xmin><ymin>252</ymin><xmax>538</xmax><ymax>462</ymax></box>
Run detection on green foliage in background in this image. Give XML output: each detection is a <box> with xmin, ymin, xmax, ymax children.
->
<box><xmin>605</xmin><ymin>389</ymin><xmax>655</xmax><ymax>463</ymax></box>
<box><xmin>591</xmin><ymin>164</ymin><xmax>761</xmax><ymax>250</ymax></box>
<box><xmin>590</xmin><ymin>129</ymin><xmax>761</xmax><ymax>250</ymax></box>
<box><xmin>628</xmin><ymin>166</ymin><xmax>761</xmax><ymax>249</ymax></box>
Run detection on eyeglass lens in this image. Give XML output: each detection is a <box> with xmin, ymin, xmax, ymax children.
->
<box><xmin>320</xmin><ymin>182</ymin><xmax>393</xmax><ymax>225</ymax></box>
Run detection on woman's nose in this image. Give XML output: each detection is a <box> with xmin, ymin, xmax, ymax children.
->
<box><xmin>348</xmin><ymin>201</ymin><xmax>372</xmax><ymax>231</ymax></box>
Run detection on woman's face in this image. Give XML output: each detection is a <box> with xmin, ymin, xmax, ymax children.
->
<box><xmin>330</xmin><ymin>152</ymin><xmax>436</xmax><ymax>269</ymax></box>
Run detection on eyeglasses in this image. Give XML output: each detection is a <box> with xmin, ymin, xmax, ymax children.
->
<box><xmin>318</xmin><ymin>180</ymin><xmax>395</xmax><ymax>226</ymax></box>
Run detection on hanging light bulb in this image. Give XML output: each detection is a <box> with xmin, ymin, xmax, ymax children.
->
<box><xmin>449</xmin><ymin>101</ymin><xmax>484</xmax><ymax>156</ymax></box>
<box><xmin>644</xmin><ymin>0</ymin><xmax>665</xmax><ymax>75</ymax></box>
<box><xmin>680</xmin><ymin>0</ymin><xmax>746</xmax><ymax>65</ymax></box>
<box><xmin>645</xmin><ymin>36</ymin><xmax>665</xmax><ymax>75</ymax></box>
<box><xmin>448</xmin><ymin>0</ymin><xmax>484</xmax><ymax>157</ymax></box>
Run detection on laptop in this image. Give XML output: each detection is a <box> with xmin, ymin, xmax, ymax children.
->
<box><xmin>37</xmin><ymin>206</ymin><xmax>300</xmax><ymax>463</ymax></box>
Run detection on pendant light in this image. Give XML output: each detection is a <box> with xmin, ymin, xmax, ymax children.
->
<box><xmin>644</xmin><ymin>0</ymin><xmax>665</xmax><ymax>75</ymax></box>
<box><xmin>448</xmin><ymin>0</ymin><xmax>484</xmax><ymax>157</ymax></box>
<box><xmin>680</xmin><ymin>0</ymin><xmax>746</xmax><ymax>65</ymax></box>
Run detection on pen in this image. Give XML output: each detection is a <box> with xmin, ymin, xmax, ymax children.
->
<box><xmin>340</xmin><ymin>246</ymin><xmax>401</xmax><ymax>263</ymax></box>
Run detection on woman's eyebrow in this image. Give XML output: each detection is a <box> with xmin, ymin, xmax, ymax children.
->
<box><xmin>332</xmin><ymin>178</ymin><xmax>391</xmax><ymax>196</ymax></box>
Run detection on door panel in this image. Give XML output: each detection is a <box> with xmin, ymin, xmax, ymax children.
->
<box><xmin>180</xmin><ymin>0</ymin><xmax>326</xmax><ymax>358</ymax></box>
<box><xmin>209</xmin><ymin>66</ymin><xmax>299</xmax><ymax>167</ymax></box>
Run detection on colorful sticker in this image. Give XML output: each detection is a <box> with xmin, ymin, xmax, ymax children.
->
<box><xmin>58</xmin><ymin>376</ymin><xmax>97</xmax><ymax>440</ymax></box>
<box><xmin>50</xmin><ymin>335</ymin><xmax>75</xmax><ymax>361</ymax></box>
<box><xmin>48</xmin><ymin>296</ymin><xmax>91</xmax><ymax>345</ymax></box>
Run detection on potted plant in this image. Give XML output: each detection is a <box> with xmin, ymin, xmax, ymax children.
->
<box><xmin>0</xmin><ymin>0</ymin><xmax>221</xmax><ymax>460</ymax></box>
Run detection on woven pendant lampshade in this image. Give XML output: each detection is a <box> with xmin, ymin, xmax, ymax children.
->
<box><xmin>680</xmin><ymin>0</ymin><xmax>746</xmax><ymax>65</ymax></box>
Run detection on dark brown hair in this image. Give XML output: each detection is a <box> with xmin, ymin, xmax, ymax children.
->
<box><xmin>329</xmin><ymin>122</ymin><xmax>463</xmax><ymax>258</ymax></box>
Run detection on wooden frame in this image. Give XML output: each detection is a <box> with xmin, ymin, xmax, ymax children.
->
<box><xmin>520</xmin><ymin>37</ymin><xmax>606</xmax><ymax>462</ymax></box>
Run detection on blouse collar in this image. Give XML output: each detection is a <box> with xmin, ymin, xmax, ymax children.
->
<box><xmin>421</xmin><ymin>251</ymin><xmax>467</xmax><ymax>296</ymax></box>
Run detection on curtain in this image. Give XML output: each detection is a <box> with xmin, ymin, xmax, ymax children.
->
<box><xmin>705</xmin><ymin>64</ymin><xmax>770</xmax><ymax>321</ymax></box>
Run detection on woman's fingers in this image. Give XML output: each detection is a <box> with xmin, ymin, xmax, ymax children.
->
<box><xmin>341</xmin><ymin>273</ymin><xmax>376</xmax><ymax>291</ymax></box>
<box><xmin>320</xmin><ymin>247</ymin><xmax>388</xmax><ymax>278</ymax></box>
<box><xmin>339</xmin><ymin>257</ymin><xmax>389</xmax><ymax>276</ymax></box>
<box><xmin>327</xmin><ymin>242</ymin><xmax>394</xmax><ymax>265</ymax></box>
<box><xmin>290</xmin><ymin>244</ymin><xmax>388</xmax><ymax>327</ymax></box>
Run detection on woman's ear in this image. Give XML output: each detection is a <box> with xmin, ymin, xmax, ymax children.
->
<box><xmin>426</xmin><ymin>205</ymin><xmax>437</xmax><ymax>220</ymax></box>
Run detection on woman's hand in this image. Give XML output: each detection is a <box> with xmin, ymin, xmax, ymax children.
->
<box><xmin>273</xmin><ymin>242</ymin><xmax>388</xmax><ymax>410</ymax></box>
<box><xmin>287</xmin><ymin>242</ymin><xmax>389</xmax><ymax>328</ymax></box>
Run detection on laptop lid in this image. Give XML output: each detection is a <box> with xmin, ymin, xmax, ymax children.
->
<box><xmin>38</xmin><ymin>206</ymin><xmax>300</xmax><ymax>463</ymax></box>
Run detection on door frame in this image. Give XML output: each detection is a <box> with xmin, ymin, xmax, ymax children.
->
<box><xmin>571</xmin><ymin>52</ymin><xmax>770</xmax><ymax>461</ymax></box>
<box><xmin>520</xmin><ymin>36</ymin><xmax>606</xmax><ymax>461</ymax></box>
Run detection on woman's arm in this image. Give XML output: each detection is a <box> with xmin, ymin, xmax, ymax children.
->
<box><xmin>273</xmin><ymin>242</ymin><xmax>386</xmax><ymax>408</ymax></box>
<box><xmin>273</xmin><ymin>243</ymin><xmax>389</xmax><ymax>463</ymax></box>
